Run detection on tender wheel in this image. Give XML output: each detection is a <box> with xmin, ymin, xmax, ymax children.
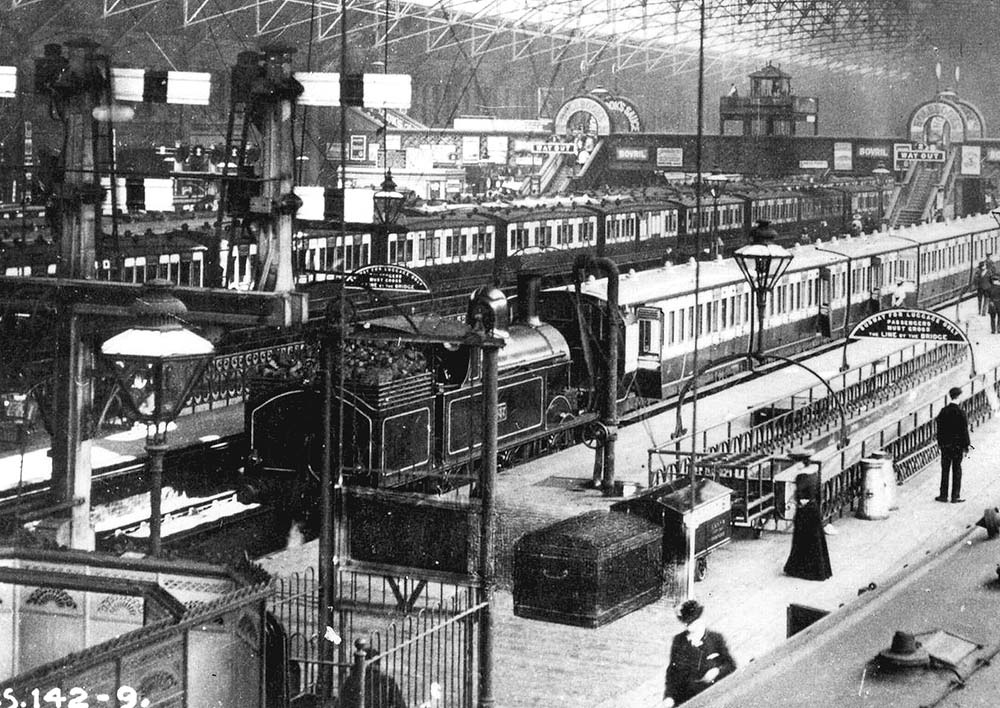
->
<box><xmin>497</xmin><ymin>449</ymin><xmax>515</xmax><ymax>469</ymax></box>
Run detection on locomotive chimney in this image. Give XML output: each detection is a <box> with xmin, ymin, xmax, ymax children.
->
<box><xmin>516</xmin><ymin>271</ymin><xmax>542</xmax><ymax>327</ymax></box>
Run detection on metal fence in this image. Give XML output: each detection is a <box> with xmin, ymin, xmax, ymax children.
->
<box><xmin>268</xmin><ymin>565</ymin><xmax>482</xmax><ymax>706</ymax></box>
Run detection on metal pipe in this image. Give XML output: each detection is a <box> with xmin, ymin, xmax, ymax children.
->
<box><xmin>146</xmin><ymin>439</ymin><xmax>167</xmax><ymax>556</ymax></box>
<box><xmin>319</xmin><ymin>339</ymin><xmax>334</xmax><ymax>698</ymax></box>
<box><xmin>687</xmin><ymin>0</ymin><xmax>706</xmax><ymax>600</ymax></box>
<box><xmin>572</xmin><ymin>254</ymin><xmax>619</xmax><ymax>493</ymax></box>
<box><xmin>754</xmin><ymin>352</ymin><xmax>849</xmax><ymax>449</ymax></box>
<box><xmin>478</xmin><ymin>344</ymin><xmax>499</xmax><ymax>708</ymax></box>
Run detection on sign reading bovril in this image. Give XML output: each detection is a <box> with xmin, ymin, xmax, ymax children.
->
<box><xmin>849</xmin><ymin>308</ymin><xmax>966</xmax><ymax>343</ymax></box>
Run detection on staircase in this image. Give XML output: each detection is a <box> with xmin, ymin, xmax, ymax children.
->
<box><xmin>894</xmin><ymin>165</ymin><xmax>939</xmax><ymax>226</ymax></box>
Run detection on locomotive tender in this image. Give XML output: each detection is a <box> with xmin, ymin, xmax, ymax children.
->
<box><xmin>245</xmin><ymin>213</ymin><xmax>1000</xmax><ymax>497</ymax></box>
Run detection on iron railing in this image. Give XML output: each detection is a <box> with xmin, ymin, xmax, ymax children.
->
<box><xmin>269</xmin><ymin>565</ymin><xmax>481</xmax><ymax>704</ymax></box>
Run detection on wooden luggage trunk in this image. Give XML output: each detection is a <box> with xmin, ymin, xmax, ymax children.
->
<box><xmin>513</xmin><ymin>510</ymin><xmax>663</xmax><ymax>628</ymax></box>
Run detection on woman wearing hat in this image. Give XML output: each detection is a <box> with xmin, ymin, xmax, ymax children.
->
<box><xmin>783</xmin><ymin>472</ymin><xmax>833</xmax><ymax>581</ymax></box>
<box><xmin>663</xmin><ymin>600</ymin><xmax>736</xmax><ymax>706</ymax></box>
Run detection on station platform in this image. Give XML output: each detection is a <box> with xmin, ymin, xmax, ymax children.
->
<box><xmin>259</xmin><ymin>301</ymin><xmax>1000</xmax><ymax>707</ymax></box>
<box><xmin>4</xmin><ymin>298</ymin><xmax>995</xmax><ymax>707</ymax></box>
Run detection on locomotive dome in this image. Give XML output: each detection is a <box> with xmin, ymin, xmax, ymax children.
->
<box><xmin>499</xmin><ymin>322</ymin><xmax>571</xmax><ymax>371</ymax></box>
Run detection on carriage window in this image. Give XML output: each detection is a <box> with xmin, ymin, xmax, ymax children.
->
<box><xmin>537</xmin><ymin>225</ymin><xmax>553</xmax><ymax>247</ymax></box>
<box><xmin>471</xmin><ymin>230</ymin><xmax>492</xmax><ymax>256</ymax></box>
<box><xmin>190</xmin><ymin>258</ymin><xmax>203</xmax><ymax>287</ymax></box>
<box><xmin>637</xmin><ymin>309</ymin><xmax>664</xmax><ymax>356</ymax></box>
<box><xmin>669</xmin><ymin>311</ymin><xmax>676</xmax><ymax>344</ymax></box>
<box><xmin>510</xmin><ymin>227</ymin><xmax>529</xmax><ymax>251</ymax></box>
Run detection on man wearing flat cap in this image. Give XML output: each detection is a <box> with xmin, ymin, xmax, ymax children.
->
<box><xmin>663</xmin><ymin>600</ymin><xmax>736</xmax><ymax>706</ymax></box>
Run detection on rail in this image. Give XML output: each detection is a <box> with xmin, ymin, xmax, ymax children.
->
<box><xmin>270</xmin><ymin>565</ymin><xmax>480</xmax><ymax>703</ymax></box>
<box><xmin>647</xmin><ymin>341</ymin><xmax>968</xmax><ymax>527</ymax></box>
<box><xmin>811</xmin><ymin>365</ymin><xmax>998</xmax><ymax>522</ymax></box>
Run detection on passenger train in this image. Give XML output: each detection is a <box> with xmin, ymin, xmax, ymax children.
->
<box><xmin>242</xmin><ymin>213</ymin><xmax>998</xmax><ymax>504</ymax></box>
<box><xmin>292</xmin><ymin>179</ymin><xmax>889</xmax><ymax>293</ymax></box>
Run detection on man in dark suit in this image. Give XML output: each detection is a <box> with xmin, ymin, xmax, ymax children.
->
<box><xmin>936</xmin><ymin>386</ymin><xmax>971</xmax><ymax>503</ymax></box>
<box><xmin>664</xmin><ymin>600</ymin><xmax>736</xmax><ymax>706</ymax></box>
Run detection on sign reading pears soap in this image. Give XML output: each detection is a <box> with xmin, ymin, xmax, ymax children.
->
<box><xmin>849</xmin><ymin>308</ymin><xmax>966</xmax><ymax>343</ymax></box>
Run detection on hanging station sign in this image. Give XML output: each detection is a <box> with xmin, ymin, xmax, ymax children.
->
<box><xmin>849</xmin><ymin>308</ymin><xmax>966</xmax><ymax>343</ymax></box>
<box><xmin>893</xmin><ymin>143</ymin><xmax>946</xmax><ymax>170</ymax></box>
<box><xmin>345</xmin><ymin>264</ymin><xmax>430</xmax><ymax>293</ymax></box>
<box><xmin>530</xmin><ymin>142</ymin><xmax>577</xmax><ymax>154</ymax></box>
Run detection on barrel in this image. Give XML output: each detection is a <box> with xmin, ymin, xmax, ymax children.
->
<box><xmin>857</xmin><ymin>453</ymin><xmax>895</xmax><ymax>520</ymax></box>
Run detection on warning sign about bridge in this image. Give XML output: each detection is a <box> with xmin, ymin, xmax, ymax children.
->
<box><xmin>345</xmin><ymin>264</ymin><xmax>430</xmax><ymax>293</ymax></box>
<box><xmin>849</xmin><ymin>308</ymin><xmax>966</xmax><ymax>343</ymax></box>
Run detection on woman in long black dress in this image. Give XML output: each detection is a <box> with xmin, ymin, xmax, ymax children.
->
<box><xmin>784</xmin><ymin>472</ymin><xmax>832</xmax><ymax>581</ymax></box>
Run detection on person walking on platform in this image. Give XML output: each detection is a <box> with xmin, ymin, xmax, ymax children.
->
<box><xmin>977</xmin><ymin>255</ymin><xmax>997</xmax><ymax>316</ymax></box>
<box><xmin>783</xmin><ymin>472</ymin><xmax>833</xmax><ymax>581</ymax></box>
<box><xmin>936</xmin><ymin>386</ymin><xmax>970</xmax><ymax>503</ymax></box>
<box><xmin>988</xmin><ymin>275</ymin><xmax>1000</xmax><ymax>333</ymax></box>
<box><xmin>663</xmin><ymin>600</ymin><xmax>736</xmax><ymax>707</ymax></box>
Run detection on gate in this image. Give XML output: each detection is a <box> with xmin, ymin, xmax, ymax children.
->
<box><xmin>268</xmin><ymin>565</ymin><xmax>482</xmax><ymax>706</ymax></box>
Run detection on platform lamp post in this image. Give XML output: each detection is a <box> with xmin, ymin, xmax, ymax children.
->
<box><xmin>373</xmin><ymin>169</ymin><xmax>406</xmax><ymax>227</ymax></box>
<box><xmin>873</xmin><ymin>164</ymin><xmax>892</xmax><ymax>230</ymax></box>
<box><xmin>317</xmin><ymin>168</ymin><xmax>407</xmax><ymax>700</ymax></box>
<box><xmin>734</xmin><ymin>221</ymin><xmax>793</xmax><ymax>365</ymax></box>
<box><xmin>705</xmin><ymin>171</ymin><xmax>729</xmax><ymax>259</ymax></box>
<box><xmin>100</xmin><ymin>280</ymin><xmax>215</xmax><ymax>557</ymax></box>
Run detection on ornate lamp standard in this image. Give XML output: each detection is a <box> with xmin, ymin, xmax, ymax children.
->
<box><xmin>100</xmin><ymin>280</ymin><xmax>215</xmax><ymax>556</ymax></box>
<box><xmin>373</xmin><ymin>169</ymin><xmax>406</xmax><ymax>227</ymax></box>
<box><xmin>704</xmin><ymin>171</ymin><xmax>730</xmax><ymax>259</ymax></box>
<box><xmin>872</xmin><ymin>163</ymin><xmax>892</xmax><ymax>230</ymax></box>
<box><xmin>733</xmin><ymin>220</ymin><xmax>793</xmax><ymax>358</ymax></box>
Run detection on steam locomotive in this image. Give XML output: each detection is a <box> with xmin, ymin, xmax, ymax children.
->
<box><xmin>241</xmin><ymin>273</ymin><xmax>591</xmax><ymax>507</ymax></box>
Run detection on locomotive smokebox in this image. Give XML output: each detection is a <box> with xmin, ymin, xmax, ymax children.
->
<box><xmin>516</xmin><ymin>271</ymin><xmax>543</xmax><ymax>328</ymax></box>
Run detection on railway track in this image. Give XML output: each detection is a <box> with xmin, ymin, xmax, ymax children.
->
<box><xmin>0</xmin><ymin>433</ymin><xmax>245</xmax><ymax>527</ymax></box>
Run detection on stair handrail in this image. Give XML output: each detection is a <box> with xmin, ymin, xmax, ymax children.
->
<box><xmin>575</xmin><ymin>139</ymin><xmax>605</xmax><ymax>183</ymax></box>
<box><xmin>920</xmin><ymin>148</ymin><xmax>957</xmax><ymax>222</ymax></box>
<box><xmin>535</xmin><ymin>151</ymin><xmax>566</xmax><ymax>195</ymax></box>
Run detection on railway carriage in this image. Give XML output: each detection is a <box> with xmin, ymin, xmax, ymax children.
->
<box><xmin>0</xmin><ymin>228</ymin><xmax>210</xmax><ymax>286</ymax></box>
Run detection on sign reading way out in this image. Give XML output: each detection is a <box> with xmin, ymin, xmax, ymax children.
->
<box><xmin>849</xmin><ymin>308</ymin><xmax>966</xmax><ymax>343</ymax></box>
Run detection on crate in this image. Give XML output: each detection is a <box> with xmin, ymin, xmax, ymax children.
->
<box><xmin>612</xmin><ymin>478</ymin><xmax>733</xmax><ymax>562</ymax></box>
<box><xmin>513</xmin><ymin>510</ymin><xmax>663</xmax><ymax>628</ymax></box>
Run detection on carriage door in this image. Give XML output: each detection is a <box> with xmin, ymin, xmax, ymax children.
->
<box><xmin>870</xmin><ymin>256</ymin><xmax>884</xmax><ymax>312</ymax></box>
<box><xmin>634</xmin><ymin>307</ymin><xmax>664</xmax><ymax>397</ymax></box>
<box><xmin>818</xmin><ymin>266</ymin><xmax>832</xmax><ymax>337</ymax></box>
